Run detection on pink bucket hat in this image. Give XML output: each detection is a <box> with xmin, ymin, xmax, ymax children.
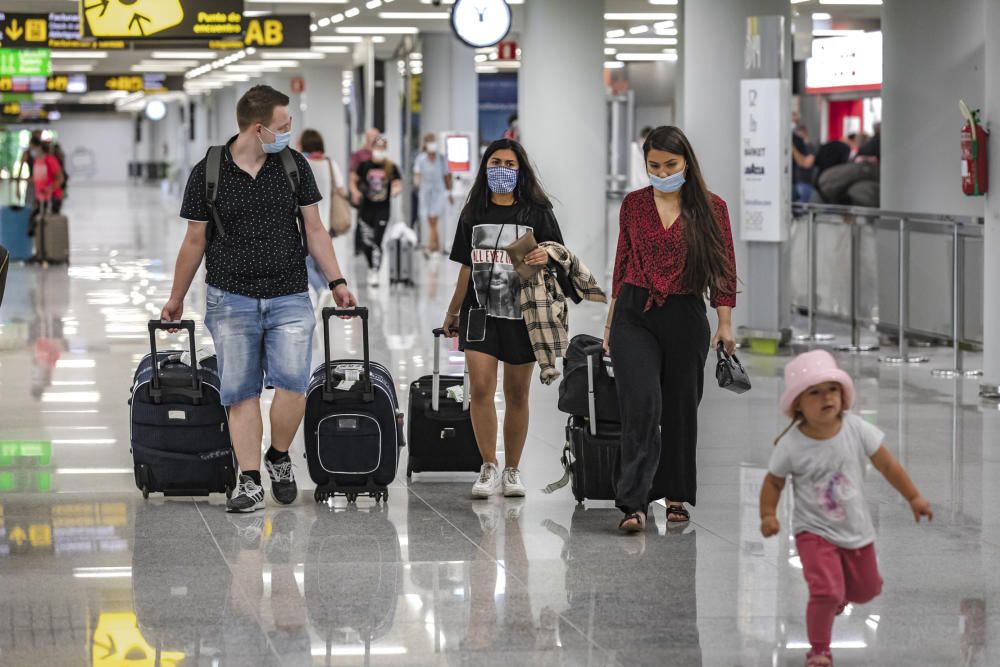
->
<box><xmin>779</xmin><ymin>350</ymin><xmax>855</xmax><ymax>418</ymax></box>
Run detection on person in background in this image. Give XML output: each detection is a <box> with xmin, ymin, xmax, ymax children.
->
<box><xmin>855</xmin><ymin>121</ymin><xmax>881</xmax><ymax>164</ymax></box>
<box><xmin>15</xmin><ymin>129</ymin><xmax>44</xmax><ymax>206</ymax></box>
<box><xmin>760</xmin><ymin>350</ymin><xmax>932</xmax><ymax>667</ymax></box>
<box><xmin>349</xmin><ymin>127</ymin><xmax>381</xmax><ymax>175</ymax></box>
<box><xmin>351</xmin><ymin>135</ymin><xmax>402</xmax><ymax>287</ymax></box>
<box><xmin>442</xmin><ymin>138</ymin><xmax>564</xmax><ymax>500</ymax></box>
<box><xmin>300</xmin><ymin>129</ymin><xmax>351</xmax><ymax>303</ymax></box>
<box><xmin>503</xmin><ymin>114</ymin><xmax>519</xmax><ymax>142</ymax></box>
<box><xmin>792</xmin><ymin>124</ymin><xmax>816</xmax><ymax>203</ymax></box>
<box><xmin>813</xmin><ymin>133</ymin><xmax>859</xmax><ymax>183</ymax></box>
<box><xmin>605</xmin><ymin>125</ymin><xmax>737</xmax><ymax>533</ymax></box>
<box><xmin>628</xmin><ymin>126</ymin><xmax>654</xmax><ymax>192</ymax></box>
<box><xmin>29</xmin><ymin>137</ymin><xmax>65</xmax><ymax>216</ymax></box>
<box><xmin>413</xmin><ymin>132</ymin><xmax>452</xmax><ymax>254</ymax></box>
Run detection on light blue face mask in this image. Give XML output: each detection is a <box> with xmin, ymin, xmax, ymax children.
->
<box><xmin>259</xmin><ymin>125</ymin><xmax>292</xmax><ymax>154</ymax></box>
<box><xmin>649</xmin><ymin>169</ymin><xmax>685</xmax><ymax>193</ymax></box>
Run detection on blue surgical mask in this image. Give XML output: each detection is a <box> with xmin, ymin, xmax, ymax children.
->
<box><xmin>259</xmin><ymin>125</ymin><xmax>292</xmax><ymax>154</ymax></box>
<box><xmin>486</xmin><ymin>166</ymin><xmax>518</xmax><ymax>194</ymax></box>
<box><xmin>649</xmin><ymin>169</ymin><xmax>685</xmax><ymax>193</ymax></box>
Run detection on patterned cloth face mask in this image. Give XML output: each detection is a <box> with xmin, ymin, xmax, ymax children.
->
<box><xmin>486</xmin><ymin>166</ymin><xmax>518</xmax><ymax>194</ymax></box>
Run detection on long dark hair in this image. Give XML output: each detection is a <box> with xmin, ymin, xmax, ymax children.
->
<box><xmin>644</xmin><ymin>126</ymin><xmax>735</xmax><ymax>300</ymax></box>
<box><xmin>461</xmin><ymin>139</ymin><xmax>552</xmax><ymax>224</ymax></box>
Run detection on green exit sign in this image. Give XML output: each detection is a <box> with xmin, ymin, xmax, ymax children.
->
<box><xmin>0</xmin><ymin>49</ymin><xmax>50</xmax><ymax>77</ymax></box>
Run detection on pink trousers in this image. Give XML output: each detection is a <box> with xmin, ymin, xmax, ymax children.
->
<box><xmin>796</xmin><ymin>532</ymin><xmax>883</xmax><ymax>653</ymax></box>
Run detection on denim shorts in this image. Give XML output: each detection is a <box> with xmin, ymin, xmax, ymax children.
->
<box><xmin>203</xmin><ymin>286</ymin><xmax>315</xmax><ymax>406</ymax></box>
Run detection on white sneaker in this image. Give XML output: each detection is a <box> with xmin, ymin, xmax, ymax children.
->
<box><xmin>471</xmin><ymin>463</ymin><xmax>501</xmax><ymax>499</ymax></box>
<box><xmin>367</xmin><ymin>271</ymin><xmax>379</xmax><ymax>288</ymax></box>
<box><xmin>502</xmin><ymin>467</ymin><xmax>526</xmax><ymax>497</ymax></box>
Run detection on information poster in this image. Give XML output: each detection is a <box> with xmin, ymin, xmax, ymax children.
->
<box><xmin>0</xmin><ymin>49</ymin><xmax>49</xmax><ymax>77</ymax></box>
<box><xmin>739</xmin><ymin>77</ymin><xmax>788</xmax><ymax>243</ymax></box>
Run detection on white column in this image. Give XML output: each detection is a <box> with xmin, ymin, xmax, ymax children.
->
<box><xmin>681</xmin><ymin>0</ymin><xmax>790</xmax><ymax>332</ymax></box>
<box><xmin>519</xmin><ymin>0</ymin><xmax>605</xmax><ymax>276</ymax></box>
<box><xmin>421</xmin><ymin>32</ymin><xmax>478</xmax><ymax>137</ymax></box>
<box><xmin>299</xmin><ymin>64</ymin><xmax>349</xmax><ymax>173</ymax></box>
<box><xmin>982</xmin><ymin>0</ymin><xmax>1000</xmax><ymax>392</ymax></box>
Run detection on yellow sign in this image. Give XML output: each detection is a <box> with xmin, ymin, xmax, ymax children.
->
<box><xmin>81</xmin><ymin>0</ymin><xmax>184</xmax><ymax>38</ymax></box>
<box><xmin>92</xmin><ymin>612</ymin><xmax>185</xmax><ymax>667</ymax></box>
<box><xmin>244</xmin><ymin>18</ymin><xmax>283</xmax><ymax>47</ymax></box>
<box><xmin>29</xmin><ymin>523</ymin><xmax>52</xmax><ymax>548</ymax></box>
<box><xmin>8</xmin><ymin>524</ymin><xmax>26</xmax><ymax>546</ymax></box>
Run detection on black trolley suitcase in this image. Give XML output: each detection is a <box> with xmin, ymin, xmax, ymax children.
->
<box><xmin>545</xmin><ymin>335</ymin><xmax>620</xmax><ymax>503</ymax></box>
<box><xmin>406</xmin><ymin>327</ymin><xmax>482</xmax><ymax>478</ymax></box>
<box><xmin>305</xmin><ymin>307</ymin><xmax>404</xmax><ymax>503</ymax></box>
<box><xmin>129</xmin><ymin>320</ymin><xmax>236</xmax><ymax>499</ymax></box>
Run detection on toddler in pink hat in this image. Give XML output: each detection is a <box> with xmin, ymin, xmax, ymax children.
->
<box><xmin>759</xmin><ymin>350</ymin><xmax>933</xmax><ymax>667</ymax></box>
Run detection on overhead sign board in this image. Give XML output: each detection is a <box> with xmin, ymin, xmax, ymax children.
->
<box><xmin>1</xmin><ymin>100</ymin><xmax>48</xmax><ymax>121</ymax></box>
<box><xmin>806</xmin><ymin>31</ymin><xmax>882</xmax><ymax>94</ymax></box>
<box><xmin>0</xmin><ymin>12</ymin><xmax>126</xmax><ymax>50</ymax></box>
<box><xmin>88</xmin><ymin>73</ymin><xmax>184</xmax><ymax>93</ymax></box>
<box><xmin>0</xmin><ymin>49</ymin><xmax>50</xmax><ymax>77</ymax></box>
<box><xmin>79</xmin><ymin>0</ymin><xmax>244</xmax><ymax>40</ymax></box>
<box><xmin>0</xmin><ymin>73</ymin><xmax>87</xmax><ymax>93</ymax></box>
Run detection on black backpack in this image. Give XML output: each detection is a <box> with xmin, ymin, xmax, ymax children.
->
<box><xmin>203</xmin><ymin>145</ymin><xmax>307</xmax><ymax>246</ymax></box>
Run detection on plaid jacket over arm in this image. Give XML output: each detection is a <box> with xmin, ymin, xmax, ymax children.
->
<box><xmin>519</xmin><ymin>242</ymin><xmax>607</xmax><ymax>385</ymax></box>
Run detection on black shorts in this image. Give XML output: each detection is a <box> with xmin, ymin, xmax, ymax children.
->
<box><xmin>458</xmin><ymin>310</ymin><xmax>536</xmax><ymax>365</ymax></box>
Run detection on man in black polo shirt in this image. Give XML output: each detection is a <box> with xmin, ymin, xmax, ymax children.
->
<box><xmin>161</xmin><ymin>85</ymin><xmax>357</xmax><ymax>512</ymax></box>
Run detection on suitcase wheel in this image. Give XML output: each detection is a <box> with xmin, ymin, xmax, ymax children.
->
<box><xmin>347</xmin><ymin>492</ymin><xmax>358</xmax><ymax>503</ymax></box>
<box><xmin>314</xmin><ymin>488</ymin><xmax>328</xmax><ymax>503</ymax></box>
<box><xmin>225</xmin><ymin>485</ymin><xmax>234</xmax><ymax>499</ymax></box>
<box><xmin>141</xmin><ymin>486</ymin><xmax>150</xmax><ymax>500</ymax></box>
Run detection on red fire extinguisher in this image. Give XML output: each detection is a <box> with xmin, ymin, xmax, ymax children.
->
<box><xmin>960</xmin><ymin>100</ymin><xmax>988</xmax><ymax>196</ymax></box>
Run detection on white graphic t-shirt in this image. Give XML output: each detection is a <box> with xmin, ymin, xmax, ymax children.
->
<box><xmin>767</xmin><ymin>412</ymin><xmax>885</xmax><ymax>549</ymax></box>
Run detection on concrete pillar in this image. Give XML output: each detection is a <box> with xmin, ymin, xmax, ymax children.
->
<box><xmin>681</xmin><ymin>0</ymin><xmax>790</xmax><ymax>333</ymax></box>
<box><xmin>421</xmin><ymin>32</ymin><xmax>478</xmax><ymax>139</ymax></box>
<box><xmin>299</xmin><ymin>64</ymin><xmax>349</xmax><ymax>173</ymax></box>
<box><xmin>520</xmin><ymin>0</ymin><xmax>605</xmax><ymax>277</ymax></box>
<box><xmin>983</xmin><ymin>0</ymin><xmax>1000</xmax><ymax>393</ymax></box>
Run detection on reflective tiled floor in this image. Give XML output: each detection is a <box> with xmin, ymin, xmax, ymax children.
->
<box><xmin>1</xmin><ymin>185</ymin><xmax>999</xmax><ymax>666</ymax></box>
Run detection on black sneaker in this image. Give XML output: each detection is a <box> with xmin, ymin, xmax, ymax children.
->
<box><xmin>227</xmin><ymin>474</ymin><xmax>265</xmax><ymax>513</ymax></box>
<box><xmin>264</xmin><ymin>455</ymin><xmax>298</xmax><ymax>505</ymax></box>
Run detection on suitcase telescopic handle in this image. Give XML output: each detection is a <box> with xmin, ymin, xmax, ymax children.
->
<box><xmin>321</xmin><ymin>307</ymin><xmax>374</xmax><ymax>402</ymax></box>
<box><xmin>430</xmin><ymin>327</ymin><xmax>468</xmax><ymax>412</ymax></box>
<box><xmin>147</xmin><ymin>319</ymin><xmax>200</xmax><ymax>401</ymax></box>
<box><xmin>581</xmin><ymin>342</ymin><xmax>604</xmax><ymax>436</ymax></box>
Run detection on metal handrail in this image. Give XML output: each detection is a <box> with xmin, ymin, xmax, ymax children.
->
<box><xmin>791</xmin><ymin>203</ymin><xmax>983</xmax><ymax>377</ymax></box>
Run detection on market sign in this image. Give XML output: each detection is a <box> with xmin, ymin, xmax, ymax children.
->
<box><xmin>88</xmin><ymin>73</ymin><xmax>184</xmax><ymax>93</ymax></box>
<box><xmin>0</xmin><ymin>12</ymin><xmax>126</xmax><ymax>50</ymax></box>
<box><xmin>0</xmin><ymin>74</ymin><xmax>86</xmax><ymax>93</ymax></box>
<box><xmin>0</xmin><ymin>49</ymin><xmax>50</xmax><ymax>77</ymax></box>
<box><xmin>79</xmin><ymin>0</ymin><xmax>244</xmax><ymax>40</ymax></box>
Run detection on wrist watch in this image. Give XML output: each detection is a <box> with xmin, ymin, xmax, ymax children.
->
<box><xmin>329</xmin><ymin>278</ymin><xmax>347</xmax><ymax>291</ymax></box>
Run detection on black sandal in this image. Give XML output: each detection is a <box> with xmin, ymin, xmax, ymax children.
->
<box><xmin>666</xmin><ymin>504</ymin><xmax>690</xmax><ymax>523</ymax></box>
<box><xmin>618</xmin><ymin>511</ymin><xmax>646</xmax><ymax>533</ymax></box>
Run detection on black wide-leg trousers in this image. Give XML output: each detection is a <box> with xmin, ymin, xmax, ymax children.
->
<box><xmin>609</xmin><ymin>285</ymin><xmax>711</xmax><ymax>514</ymax></box>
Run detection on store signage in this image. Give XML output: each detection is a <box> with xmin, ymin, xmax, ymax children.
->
<box><xmin>806</xmin><ymin>31</ymin><xmax>882</xmax><ymax>94</ymax></box>
<box><xmin>0</xmin><ymin>73</ymin><xmax>86</xmax><ymax>93</ymax></box>
<box><xmin>0</xmin><ymin>49</ymin><xmax>50</xmax><ymax>77</ymax></box>
<box><xmin>739</xmin><ymin>78</ymin><xmax>788</xmax><ymax>242</ymax></box>
<box><xmin>0</xmin><ymin>12</ymin><xmax>126</xmax><ymax>50</ymax></box>
<box><xmin>88</xmin><ymin>73</ymin><xmax>184</xmax><ymax>93</ymax></box>
<box><xmin>79</xmin><ymin>0</ymin><xmax>244</xmax><ymax>40</ymax></box>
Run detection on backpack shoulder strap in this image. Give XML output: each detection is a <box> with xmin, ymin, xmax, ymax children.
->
<box><xmin>278</xmin><ymin>148</ymin><xmax>300</xmax><ymax>194</ymax></box>
<box><xmin>278</xmin><ymin>148</ymin><xmax>308</xmax><ymax>248</ymax></box>
<box><xmin>204</xmin><ymin>146</ymin><xmax>226</xmax><ymax>240</ymax></box>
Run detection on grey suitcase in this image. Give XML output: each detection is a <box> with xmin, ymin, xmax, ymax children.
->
<box><xmin>389</xmin><ymin>235</ymin><xmax>415</xmax><ymax>286</ymax></box>
<box><xmin>38</xmin><ymin>207</ymin><xmax>69</xmax><ymax>264</ymax></box>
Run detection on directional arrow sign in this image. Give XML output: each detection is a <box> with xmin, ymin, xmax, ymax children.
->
<box><xmin>5</xmin><ymin>19</ymin><xmax>25</xmax><ymax>42</ymax></box>
<box><xmin>9</xmin><ymin>525</ymin><xmax>26</xmax><ymax>547</ymax></box>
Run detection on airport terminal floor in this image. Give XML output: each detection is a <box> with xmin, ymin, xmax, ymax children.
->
<box><xmin>1</xmin><ymin>184</ymin><xmax>998</xmax><ymax>666</ymax></box>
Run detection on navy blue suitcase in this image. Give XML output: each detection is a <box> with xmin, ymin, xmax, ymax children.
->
<box><xmin>305</xmin><ymin>307</ymin><xmax>404</xmax><ymax>503</ymax></box>
<box><xmin>129</xmin><ymin>320</ymin><xmax>236</xmax><ymax>498</ymax></box>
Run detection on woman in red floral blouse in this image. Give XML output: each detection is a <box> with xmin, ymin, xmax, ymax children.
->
<box><xmin>603</xmin><ymin>126</ymin><xmax>738</xmax><ymax>533</ymax></box>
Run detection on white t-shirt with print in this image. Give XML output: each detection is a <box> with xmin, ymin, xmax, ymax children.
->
<box><xmin>768</xmin><ymin>412</ymin><xmax>885</xmax><ymax>549</ymax></box>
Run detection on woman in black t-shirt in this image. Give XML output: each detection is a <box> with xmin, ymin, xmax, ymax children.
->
<box><xmin>444</xmin><ymin>139</ymin><xmax>564</xmax><ymax>500</ymax></box>
<box><xmin>351</xmin><ymin>135</ymin><xmax>402</xmax><ymax>287</ymax></box>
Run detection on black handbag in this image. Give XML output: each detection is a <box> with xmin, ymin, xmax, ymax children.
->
<box><xmin>715</xmin><ymin>343</ymin><xmax>751</xmax><ymax>394</ymax></box>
